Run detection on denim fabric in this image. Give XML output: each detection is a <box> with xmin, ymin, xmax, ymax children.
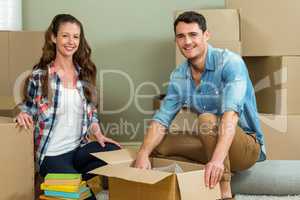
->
<box><xmin>153</xmin><ymin>44</ymin><xmax>266</xmax><ymax>161</ymax></box>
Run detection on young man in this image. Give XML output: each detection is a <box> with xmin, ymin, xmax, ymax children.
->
<box><xmin>134</xmin><ymin>11</ymin><xmax>266</xmax><ymax>199</ymax></box>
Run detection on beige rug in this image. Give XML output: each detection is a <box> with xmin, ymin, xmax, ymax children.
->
<box><xmin>236</xmin><ymin>195</ymin><xmax>300</xmax><ymax>200</ymax></box>
<box><xmin>96</xmin><ymin>191</ymin><xmax>300</xmax><ymax>200</ymax></box>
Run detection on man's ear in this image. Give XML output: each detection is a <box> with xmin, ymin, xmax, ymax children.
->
<box><xmin>51</xmin><ymin>34</ymin><xmax>56</xmax><ymax>44</ymax></box>
<box><xmin>204</xmin><ymin>30</ymin><xmax>211</xmax><ymax>41</ymax></box>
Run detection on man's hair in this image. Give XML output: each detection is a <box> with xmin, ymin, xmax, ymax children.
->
<box><xmin>174</xmin><ymin>11</ymin><xmax>207</xmax><ymax>33</ymax></box>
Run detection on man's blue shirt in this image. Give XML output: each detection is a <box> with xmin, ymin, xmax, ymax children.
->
<box><xmin>153</xmin><ymin>44</ymin><xmax>266</xmax><ymax>161</ymax></box>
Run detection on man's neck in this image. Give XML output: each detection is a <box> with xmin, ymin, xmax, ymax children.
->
<box><xmin>189</xmin><ymin>58</ymin><xmax>205</xmax><ymax>74</ymax></box>
<box><xmin>188</xmin><ymin>44</ymin><xmax>208</xmax><ymax>74</ymax></box>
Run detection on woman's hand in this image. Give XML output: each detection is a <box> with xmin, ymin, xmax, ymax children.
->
<box><xmin>93</xmin><ymin>131</ymin><xmax>121</xmax><ymax>148</ymax></box>
<box><xmin>16</xmin><ymin>112</ymin><xmax>33</xmax><ymax>129</ymax></box>
<box><xmin>89</xmin><ymin>122</ymin><xmax>121</xmax><ymax>148</ymax></box>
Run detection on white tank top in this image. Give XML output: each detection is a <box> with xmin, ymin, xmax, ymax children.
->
<box><xmin>46</xmin><ymin>85</ymin><xmax>83</xmax><ymax>156</ymax></box>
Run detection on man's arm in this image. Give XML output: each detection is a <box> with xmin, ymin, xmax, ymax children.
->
<box><xmin>134</xmin><ymin>121</ymin><xmax>167</xmax><ymax>169</ymax></box>
<box><xmin>204</xmin><ymin>111</ymin><xmax>238</xmax><ymax>188</ymax></box>
<box><xmin>211</xmin><ymin>111</ymin><xmax>238</xmax><ymax>163</ymax></box>
<box><xmin>205</xmin><ymin>55</ymin><xmax>248</xmax><ymax>188</ymax></box>
<box><xmin>134</xmin><ymin>71</ymin><xmax>183</xmax><ymax>169</ymax></box>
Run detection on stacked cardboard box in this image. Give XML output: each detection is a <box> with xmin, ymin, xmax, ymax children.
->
<box><xmin>0</xmin><ymin>31</ymin><xmax>43</xmax><ymax>200</ymax></box>
<box><xmin>175</xmin><ymin>9</ymin><xmax>241</xmax><ymax>65</ymax></box>
<box><xmin>225</xmin><ymin>0</ymin><xmax>300</xmax><ymax>56</ymax></box>
<box><xmin>226</xmin><ymin>0</ymin><xmax>300</xmax><ymax>160</ymax></box>
<box><xmin>0</xmin><ymin>31</ymin><xmax>44</xmax><ymax>117</ymax></box>
<box><xmin>0</xmin><ymin>117</ymin><xmax>34</xmax><ymax>200</ymax></box>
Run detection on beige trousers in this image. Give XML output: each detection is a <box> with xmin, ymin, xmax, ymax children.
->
<box><xmin>153</xmin><ymin>113</ymin><xmax>260</xmax><ymax>182</ymax></box>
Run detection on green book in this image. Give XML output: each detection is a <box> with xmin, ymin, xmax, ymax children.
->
<box><xmin>45</xmin><ymin>173</ymin><xmax>82</xmax><ymax>180</ymax></box>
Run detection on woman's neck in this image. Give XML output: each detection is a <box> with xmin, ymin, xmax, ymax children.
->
<box><xmin>53</xmin><ymin>54</ymin><xmax>74</xmax><ymax>71</ymax></box>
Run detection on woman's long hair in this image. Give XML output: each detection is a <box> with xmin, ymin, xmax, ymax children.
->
<box><xmin>23</xmin><ymin>14</ymin><xmax>97</xmax><ymax>105</ymax></box>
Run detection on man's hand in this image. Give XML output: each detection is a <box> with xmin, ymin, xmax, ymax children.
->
<box><xmin>134</xmin><ymin>151</ymin><xmax>151</xmax><ymax>170</ymax></box>
<box><xmin>204</xmin><ymin>160</ymin><xmax>224</xmax><ymax>189</ymax></box>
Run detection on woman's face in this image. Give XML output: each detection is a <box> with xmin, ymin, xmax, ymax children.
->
<box><xmin>52</xmin><ymin>22</ymin><xmax>81</xmax><ymax>58</ymax></box>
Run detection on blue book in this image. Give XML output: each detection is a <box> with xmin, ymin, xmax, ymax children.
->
<box><xmin>44</xmin><ymin>186</ymin><xmax>89</xmax><ymax>199</ymax></box>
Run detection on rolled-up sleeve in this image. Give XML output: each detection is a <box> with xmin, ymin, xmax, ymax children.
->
<box><xmin>20</xmin><ymin>75</ymin><xmax>38</xmax><ymax>117</ymax></box>
<box><xmin>152</xmin><ymin>73</ymin><xmax>183</xmax><ymax>128</ymax></box>
<box><xmin>221</xmin><ymin>57</ymin><xmax>248</xmax><ymax>115</ymax></box>
<box><xmin>91</xmin><ymin>106</ymin><xmax>99</xmax><ymax>124</ymax></box>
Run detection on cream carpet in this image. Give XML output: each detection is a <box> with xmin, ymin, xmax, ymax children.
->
<box><xmin>236</xmin><ymin>195</ymin><xmax>300</xmax><ymax>200</ymax></box>
<box><xmin>96</xmin><ymin>191</ymin><xmax>300</xmax><ymax>200</ymax></box>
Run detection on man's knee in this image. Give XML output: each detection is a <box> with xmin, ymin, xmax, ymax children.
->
<box><xmin>198</xmin><ymin>113</ymin><xmax>218</xmax><ymax>136</ymax></box>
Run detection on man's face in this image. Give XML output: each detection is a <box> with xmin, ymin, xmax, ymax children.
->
<box><xmin>175</xmin><ymin>22</ymin><xmax>209</xmax><ymax>61</ymax></box>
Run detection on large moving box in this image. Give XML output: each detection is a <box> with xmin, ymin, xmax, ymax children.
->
<box><xmin>175</xmin><ymin>9</ymin><xmax>241</xmax><ymax>65</ymax></box>
<box><xmin>0</xmin><ymin>117</ymin><xmax>34</xmax><ymax>200</ymax></box>
<box><xmin>226</xmin><ymin>0</ymin><xmax>300</xmax><ymax>56</ymax></box>
<box><xmin>259</xmin><ymin>114</ymin><xmax>300</xmax><ymax>160</ymax></box>
<box><xmin>0</xmin><ymin>31</ymin><xmax>44</xmax><ymax>117</ymax></box>
<box><xmin>0</xmin><ymin>31</ymin><xmax>44</xmax><ymax>96</ymax></box>
<box><xmin>245</xmin><ymin>56</ymin><xmax>300</xmax><ymax>114</ymax></box>
<box><xmin>90</xmin><ymin>149</ymin><xmax>220</xmax><ymax>200</ymax></box>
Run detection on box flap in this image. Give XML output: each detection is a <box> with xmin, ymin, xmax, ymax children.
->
<box><xmin>176</xmin><ymin>170</ymin><xmax>220</xmax><ymax>200</ymax></box>
<box><xmin>0</xmin><ymin>116</ymin><xmax>13</xmax><ymax>123</ymax></box>
<box><xmin>90</xmin><ymin>164</ymin><xmax>172</xmax><ymax>184</ymax></box>
<box><xmin>91</xmin><ymin>149</ymin><xmax>137</xmax><ymax>165</ymax></box>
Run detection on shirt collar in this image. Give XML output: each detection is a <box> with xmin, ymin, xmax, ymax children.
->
<box><xmin>204</xmin><ymin>44</ymin><xmax>215</xmax><ymax>71</ymax></box>
<box><xmin>185</xmin><ymin>44</ymin><xmax>215</xmax><ymax>78</ymax></box>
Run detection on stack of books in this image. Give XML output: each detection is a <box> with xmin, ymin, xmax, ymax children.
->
<box><xmin>39</xmin><ymin>173</ymin><xmax>92</xmax><ymax>200</ymax></box>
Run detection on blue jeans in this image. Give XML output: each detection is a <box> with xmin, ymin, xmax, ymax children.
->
<box><xmin>39</xmin><ymin>141</ymin><xmax>120</xmax><ymax>200</ymax></box>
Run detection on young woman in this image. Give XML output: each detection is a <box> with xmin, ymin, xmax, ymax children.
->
<box><xmin>16</xmin><ymin>14</ymin><xmax>120</xmax><ymax>199</ymax></box>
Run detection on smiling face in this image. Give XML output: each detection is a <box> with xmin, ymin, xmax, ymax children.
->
<box><xmin>175</xmin><ymin>22</ymin><xmax>209</xmax><ymax>62</ymax></box>
<box><xmin>52</xmin><ymin>22</ymin><xmax>81</xmax><ymax>59</ymax></box>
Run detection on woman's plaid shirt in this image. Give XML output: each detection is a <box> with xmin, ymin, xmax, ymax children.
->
<box><xmin>20</xmin><ymin>63</ymin><xmax>99</xmax><ymax>168</ymax></box>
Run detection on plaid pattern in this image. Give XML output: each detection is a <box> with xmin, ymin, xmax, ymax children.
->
<box><xmin>21</xmin><ymin>63</ymin><xmax>99</xmax><ymax>168</ymax></box>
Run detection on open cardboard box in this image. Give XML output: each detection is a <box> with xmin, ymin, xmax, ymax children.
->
<box><xmin>90</xmin><ymin>149</ymin><xmax>220</xmax><ymax>200</ymax></box>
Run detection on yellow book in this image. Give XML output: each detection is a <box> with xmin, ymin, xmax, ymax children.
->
<box><xmin>41</xmin><ymin>181</ymin><xmax>86</xmax><ymax>192</ymax></box>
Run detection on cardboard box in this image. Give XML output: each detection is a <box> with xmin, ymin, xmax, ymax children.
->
<box><xmin>0</xmin><ymin>117</ymin><xmax>34</xmax><ymax>200</ymax></box>
<box><xmin>245</xmin><ymin>56</ymin><xmax>300</xmax><ymax>114</ymax></box>
<box><xmin>90</xmin><ymin>149</ymin><xmax>220</xmax><ymax>200</ymax></box>
<box><xmin>0</xmin><ymin>96</ymin><xmax>21</xmax><ymax>117</ymax></box>
<box><xmin>226</xmin><ymin>0</ymin><xmax>300</xmax><ymax>56</ymax></box>
<box><xmin>175</xmin><ymin>9</ymin><xmax>241</xmax><ymax>65</ymax></box>
<box><xmin>0</xmin><ymin>31</ymin><xmax>44</xmax><ymax>96</ymax></box>
<box><xmin>0</xmin><ymin>33</ymin><xmax>10</xmax><ymax>96</ymax></box>
<box><xmin>259</xmin><ymin>113</ymin><xmax>300</xmax><ymax>160</ymax></box>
